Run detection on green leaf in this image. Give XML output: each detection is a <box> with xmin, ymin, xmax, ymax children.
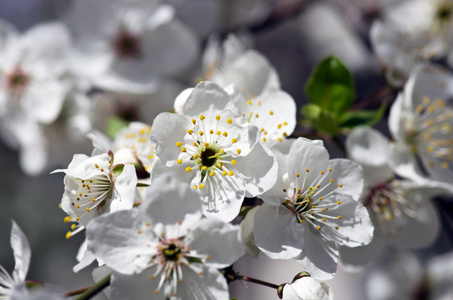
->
<box><xmin>305</xmin><ymin>56</ymin><xmax>355</xmax><ymax>117</ymax></box>
<box><xmin>338</xmin><ymin>103</ymin><xmax>387</xmax><ymax>129</ymax></box>
<box><xmin>301</xmin><ymin>104</ymin><xmax>341</xmax><ymax>135</ymax></box>
<box><xmin>106</xmin><ymin>116</ymin><xmax>129</xmax><ymax>139</ymax></box>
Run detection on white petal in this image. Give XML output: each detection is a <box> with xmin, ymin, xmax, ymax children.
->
<box><xmin>109</xmin><ymin>268</ymin><xmax>160</xmax><ymax>300</ymax></box>
<box><xmin>346</xmin><ymin>126</ymin><xmax>391</xmax><ymax>167</ymax></box>
<box><xmin>150</xmin><ymin>112</ymin><xmax>190</xmax><ymax>165</ymax></box>
<box><xmin>177</xmin><ymin>266</ymin><xmax>229</xmax><ymax>300</ymax></box>
<box><xmin>295</xmin><ymin>228</ymin><xmax>339</xmax><ymax>280</ymax></box>
<box><xmin>287</xmin><ymin>277</ymin><xmax>334</xmax><ymax>300</ymax></box>
<box><xmin>143</xmin><ymin>172</ymin><xmax>203</xmax><ymax>236</ymax></box>
<box><xmin>233</xmin><ymin>142</ymin><xmax>278</xmax><ymax>197</ymax></box>
<box><xmin>327</xmin><ymin>159</ymin><xmax>364</xmax><ymax>201</ymax></box>
<box><xmin>240</xmin><ymin>206</ymin><xmax>261</xmax><ymax>258</ymax></box>
<box><xmin>187</xmin><ymin>218</ymin><xmax>244</xmax><ymax>269</ymax></box>
<box><xmin>86</xmin><ymin>209</ymin><xmax>155</xmax><ymax>275</ymax></box>
<box><xmin>253</xmin><ymin>203</ymin><xmax>303</xmax><ymax>259</ymax></box>
<box><xmin>10</xmin><ymin>221</ymin><xmax>31</xmax><ymax>283</ymax></box>
<box><xmin>110</xmin><ymin>164</ymin><xmax>137</xmax><ymax>212</ymax></box>
<box><xmin>258</xmin><ymin>147</ymin><xmax>288</xmax><ymax>206</ymax></box>
<box><xmin>182</xmin><ymin>82</ymin><xmax>233</xmax><ymax>116</ymax></box>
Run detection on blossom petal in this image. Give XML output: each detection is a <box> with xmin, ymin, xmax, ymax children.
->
<box><xmin>295</xmin><ymin>227</ymin><xmax>339</xmax><ymax>280</ymax></box>
<box><xmin>110</xmin><ymin>164</ymin><xmax>137</xmax><ymax>212</ymax></box>
<box><xmin>142</xmin><ymin>172</ymin><xmax>203</xmax><ymax>236</ymax></box>
<box><xmin>327</xmin><ymin>159</ymin><xmax>364</xmax><ymax>201</ymax></box>
<box><xmin>177</xmin><ymin>266</ymin><xmax>229</xmax><ymax>300</ymax></box>
<box><xmin>86</xmin><ymin>209</ymin><xmax>156</xmax><ymax>275</ymax></box>
<box><xmin>253</xmin><ymin>203</ymin><xmax>303</xmax><ymax>259</ymax></box>
<box><xmin>10</xmin><ymin>221</ymin><xmax>31</xmax><ymax>283</ymax></box>
<box><xmin>233</xmin><ymin>142</ymin><xmax>278</xmax><ymax>197</ymax></box>
<box><xmin>182</xmin><ymin>82</ymin><xmax>233</xmax><ymax>116</ymax></box>
<box><xmin>187</xmin><ymin>218</ymin><xmax>244</xmax><ymax>269</ymax></box>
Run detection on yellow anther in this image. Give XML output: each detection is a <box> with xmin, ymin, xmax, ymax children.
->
<box><xmin>216</xmin><ymin>115</ymin><xmax>220</xmax><ymax>121</ymax></box>
<box><xmin>300</xmin><ymin>220</ymin><xmax>304</xmax><ymax>223</ymax></box>
<box><xmin>186</xmin><ymin>167</ymin><xmax>192</xmax><ymax>172</ymax></box>
<box><xmin>277</xmin><ymin>138</ymin><xmax>282</xmax><ymax>142</ymax></box>
<box><xmin>217</xmin><ymin>131</ymin><xmax>221</xmax><ymax>135</ymax></box>
<box><xmin>199</xmin><ymin>115</ymin><xmax>205</xmax><ymax>120</ymax></box>
<box><xmin>222</xmin><ymin>170</ymin><xmax>227</xmax><ymax>176</ymax></box>
<box><xmin>92</xmin><ymin>198</ymin><xmax>96</xmax><ymax>202</ymax></box>
<box><xmin>176</xmin><ymin>142</ymin><xmax>183</xmax><ymax>147</ymax></box>
<box><xmin>231</xmin><ymin>160</ymin><xmax>237</xmax><ymax>165</ymax></box>
<box><xmin>312</xmin><ymin>205</ymin><xmax>316</xmax><ymax>208</ymax></box>
<box><xmin>232</xmin><ymin>138</ymin><xmax>237</xmax><ymax>143</ymax></box>
<box><xmin>339</xmin><ymin>184</ymin><xmax>343</xmax><ymax>188</ymax></box>
<box><xmin>335</xmin><ymin>226</ymin><xmax>339</xmax><ymax>230</ymax></box>
<box><xmin>319</xmin><ymin>197</ymin><xmax>323</xmax><ymax>200</ymax></box>
<box><xmin>223</xmin><ymin>132</ymin><xmax>228</xmax><ymax>137</ymax></box>
<box><xmin>297</xmin><ymin>194</ymin><xmax>301</xmax><ymax>197</ymax></box>
<box><xmin>95</xmin><ymin>164</ymin><xmax>99</xmax><ymax>168</ymax></box>
<box><xmin>278</xmin><ymin>124</ymin><xmax>282</xmax><ymax>129</ymax></box>
<box><xmin>220</xmin><ymin>149</ymin><xmax>225</xmax><ymax>154</ymax></box>
<box><xmin>218</xmin><ymin>162</ymin><xmax>223</xmax><ymax>168</ymax></box>
<box><xmin>255</xmin><ymin>114</ymin><xmax>259</xmax><ymax>118</ymax></box>
<box><xmin>317</xmin><ymin>226</ymin><xmax>321</xmax><ymax>230</ymax></box>
<box><xmin>193</xmin><ymin>185</ymin><xmax>198</xmax><ymax>190</ymax></box>
<box><xmin>71</xmin><ymin>224</ymin><xmax>76</xmax><ymax>230</ymax></box>
<box><xmin>296</xmin><ymin>173</ymin><xmax>300</xmax><ymax>177</ymax></box>
<box><xmin>306</xmin><ymin>169</ymin><xmax>309</xmax><ymax>173</ymax></box>
<box><xmin>204</xmin><ymin>142</ymin><xmax>209</xmax><ymax>147</ymax></box>
<box><xmin>86</xmin><ymin>208</ymin><xmax>91</xmax><ymax>212</ymax></box>
<box><xmin>283</xmin><ymin>122</ymin><xmax>288</xmax><ymax>125</ymax></box>
<box><xmin>100</xmin><ymin>168</ymin><xmax>104</xmax><ymax>172</ymax></box>
<box><xmin>177</xmin><ymin>159</ymin><xmax>182</xmax><ymax>164</ymax></box>
<box><xmin>193</xmin><ymin>154</ymin><xmax>199</xmax><ymax>159</ymax></box>
<box><xmin>65</xmin><ymin>232</ymin><xmax>72</xmax><ymax>239</ymax></box>
<box><xmin>148</xmin><ymin>155</ymin><xmax>154</xmax><ymax>159</ymax></box>
<box><xmin>337</xmin><ymin>201</ymin><xmax>342</xmax><ymax>205</ymax></box>
<box><xmin>263</xmin><ymin>137</ymin><xmax>267</xmax><ymax>142</ymax></box>
<box><xmin>64</xmin><ymin>216</ymin><xmax>72</xmax><ymax>223</ymax></box>
<box><xmin>228</xmin><ymin>171</ymin><xmax>234</xmax><ymax>176</ymax></box>
<box><xmin>269</xmin><ymin>111</ymin><xmax>274</xmax><ymax>115</ymax></box>
<box><xmin>441</xmin><ymin>162</ymin><xmax>449</xmax><ymax>169</ymax></box>
<box><xmin>192</xmin><ymin>119</ymin><xmax>196</xmax><ymax>125</ymax></box>
<box><xmin>201</xmin><ymin>166</ymin><xmax>207</xmax><ymax>170</ymax></box>
<box><xmin>283</xmin><ymin>132</ymin><xmax>288</xmax><ymax>137</ymax></box>
<box><xmin>330</xmin><ymin>179</ymin><xmax>334</xmax><ymax>183</ymax></box>
<box><xmin>199</xmin><ymin>131</ymin><xmax>204</xmax><ymax>136</ymax></box>
<box><xmin>154</xmin><ymin>290</ymin><xmax>159</xmax><ymax>294</ymax></box>
<box><xmin>187</xmin><ymin>129</ymin><xmax>193</xmax><ymax>134</ymax></box>
<box><xmin>338</xmin><ymin>216</ymin><xmax>342</xmax><ymax>219</ymax></box>
<box><xmin>193</xmin><ymin>142</ymin><xmax>198</xmax><ymax>146</ymax></box>
<box><xmin>227</xmin><ymin>118</ymin><xmax>232</xmax><ymax>124</ymax></box>
<box><xmin>76</xmin><ymin>217</ymin><xmax>80</xmax><ymax>221</ymax></box>
<box><xmin>199</xmin><ymin>184</ymin><xmax>205</xmax><ymax>189</ymax></box>
<box><xmin>316</xmin><ymin>185</ymin><xmax>320</xmax><ymax>188</ymax></box>
<box><xmin>210</xmin><ymin>171</ymin><xmax>215</xmax><ymax>176</ymax></box>
<box><xmin>137</xmin><ymin>230</ymin><xmax>142</xmax><ymax>234</ymax></box>
<box><xmin>328</xmin><ymin>168</ymin><xmax>332</xmax><ymax>172</ymax></box>
<box><xmin>210</xmin><ymin>129</ymin><xmax>214</xmax><ymax>134</ymax></box>
<box><xmin>237</xmin><ymin>149</ymin><xmax>241</xmax><ymax>154</ymax></box>
<box><xmin>247</xmin><ymin>100</ymin><xmax>252</xmax><ymax>105</ymax></box>
<box><xmin>323</xmin><ymin>218</ymin><xmax>326</xmax><ymax>221</ymax></box>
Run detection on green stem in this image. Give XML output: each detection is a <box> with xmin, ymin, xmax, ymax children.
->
<box><xmin>72</xmin><ymin>274</ymin><xmax>111</xmax><ymax>300</ymax></box>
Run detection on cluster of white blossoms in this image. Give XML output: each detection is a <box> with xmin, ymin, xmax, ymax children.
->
<box><xmin>3</xmin><ymin>1</ymin><xmax>453</xmax><ymax>299</ymax></box>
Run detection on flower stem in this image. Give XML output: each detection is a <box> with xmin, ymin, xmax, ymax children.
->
<box><xmin>236</xmin><ymin>274</ymin><xmax>280</xmax><ymax>290</ymax></box>
<box><xmin>70</xmin><ymin>273</ymin><xmax>111</xmax><ymax>300</ymax></box>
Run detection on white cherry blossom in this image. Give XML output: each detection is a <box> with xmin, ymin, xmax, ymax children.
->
<box><xmin>63</xmin><ymin>0</ymin><xmax>198</xmax><ymax>94</ymax></box>
<box><xmin>371</xmin><ymin>0</ymin><xmax>453</xmax><ymax>85</ymax></box>
<box><xmin>86</xmin><ymin>172</ymin><xmax>244</xmax><ymax>300</ymax></box>
<box><xmin>52</xmin><ymin>152</ymin><xmax>137</xmax><ymax>238</ymax></box>
<box><xmin>151</xmin><ymin>81</ymin><xmax>278</xmax><ymax>222</ymax></box>
<box><xmin>252</xmin><ymin>137</ymin><xmax>373</xmax><ymax>280</ymax></box>
<box><xmin>388</xmin><ymin>63</ymin><xmax>453</xmax><ymax>188</ymax></box>
<box><xmin>340</xmin><ymin>126</ymin><xmax>443</xmax><ymax>270</ymax></box>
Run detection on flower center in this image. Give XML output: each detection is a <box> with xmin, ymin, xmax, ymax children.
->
<box><xmin>365</xmin><ymin>181</ymin><xmax>419</xmax><ymax>237</ymax></box>
<box><xmin>283</xmin><ymin>168</ymin><xmax>343</xmax><ymax>232</ymax></box>
<box><xmin>407</xmin><ymin>96</ymin><xmax>453</xmax><ymax>172</ymax></box>
<box><xmin>5</xmin><ymin>67</ymin><xmax>30</xmax><ymax>95</ymax></box>
<box><xmin>112</xmin><ymin>28</ymin><xmax>142</xmax><ymax>59</ymax></box>
<box><xmin>162</xmin><ymin>243</ymin><xmax>182</xmax><ymax>262</ymax></box>
<box><xmin>200</xmin><ymin>146</ymin><xmax>219</xmax><ymax>167</ymax></box>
